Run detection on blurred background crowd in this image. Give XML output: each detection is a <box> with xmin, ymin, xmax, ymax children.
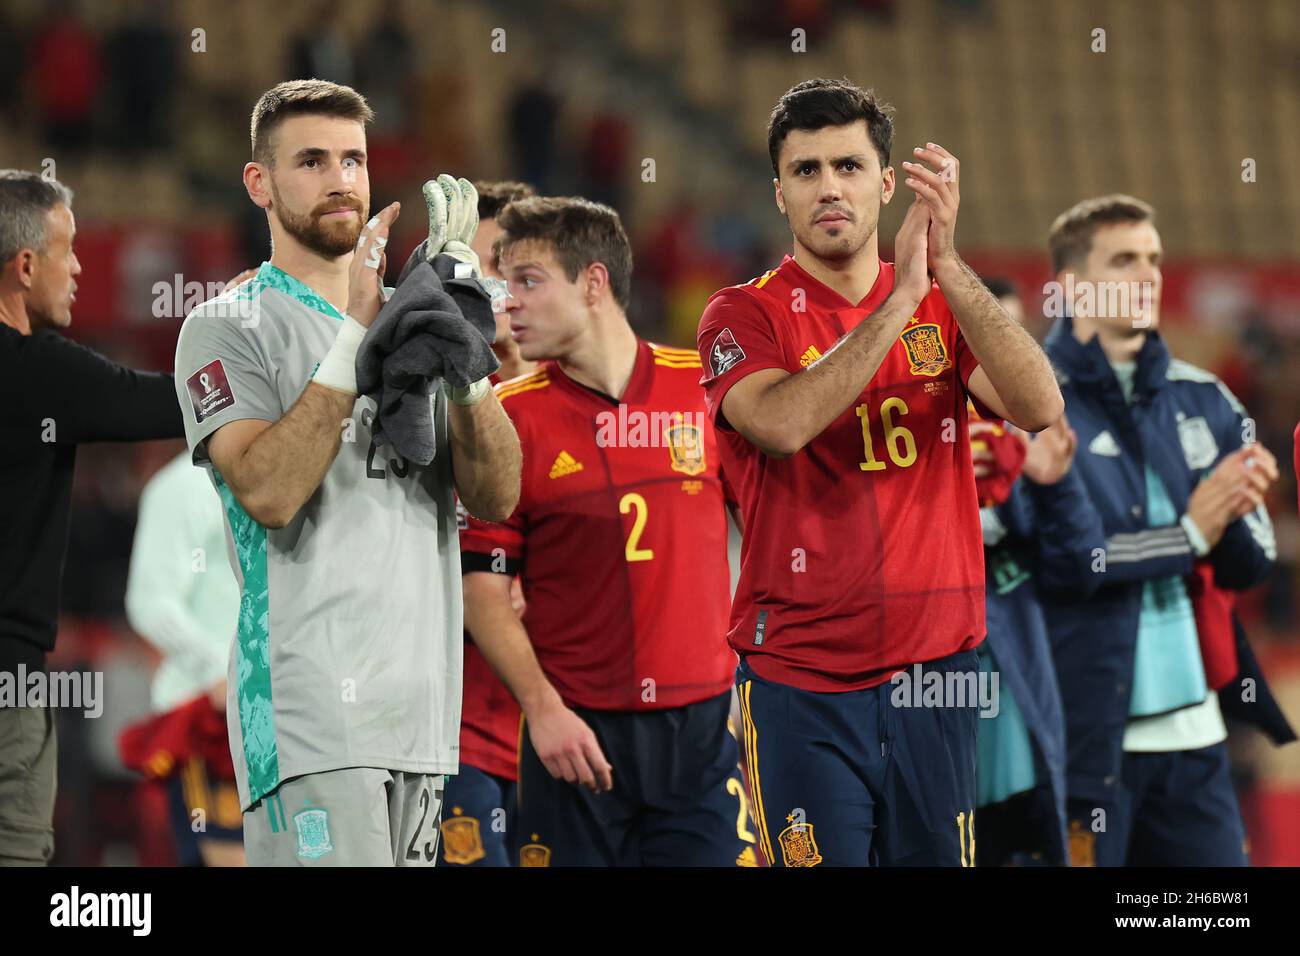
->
<box><xmin>2</xmin><ymin>0</ymin><xmax>1298</xmax><ymax>864</ymax></box>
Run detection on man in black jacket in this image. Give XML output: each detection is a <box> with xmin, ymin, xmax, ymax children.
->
<box><xmin>0</xmin><ymin>170</ymin><xmax>183</xmax><ymax>865</ymax></box>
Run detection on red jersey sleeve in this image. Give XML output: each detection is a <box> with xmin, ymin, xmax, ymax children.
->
<box><xmin>696</xmin><ymin>289</ymin><xmax>787</xmax><ymax>429</ymax></box>
<box><xmin>459</xmin><ymin>507</ymin><xmax>525</xmax><ymax>576</ymax></box>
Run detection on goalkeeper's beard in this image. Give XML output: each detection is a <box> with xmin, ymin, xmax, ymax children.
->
<box><xmin>271</xmin><ymin>185</ymin><xmax>367</xmax><ymax>259</ymax></box>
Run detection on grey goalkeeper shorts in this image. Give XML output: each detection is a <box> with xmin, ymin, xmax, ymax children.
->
<box><xmin>244</xmin><ymin>767</ymin><xmax>446</xmax><ymax>867</ymax></box>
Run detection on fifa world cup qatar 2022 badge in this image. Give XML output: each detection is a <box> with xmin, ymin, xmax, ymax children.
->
<box><xmin>185</xmin><ymin>359</ymin><xmax>238</xmax><ymax>424</ymax></box>
<box><xmin>294</xmin><ymin>803</ymin><xmax>334</xmax><ymax>860</ymax></box>
<box><xmin>709</xmin><ymin>327</ymin><xmax>746</xmax><ymax>377</ymax></box>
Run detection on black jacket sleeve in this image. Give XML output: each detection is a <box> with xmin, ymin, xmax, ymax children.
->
<box><xmin>24</xmin><ymin>330</ymin><xmax>183</xmax><ymax>444</ymax></box>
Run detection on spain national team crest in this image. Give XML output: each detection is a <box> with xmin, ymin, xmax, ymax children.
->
<box><xmin>294</xmin><ymin>805</ymin><xmax>334</xmax><ymax>860</ymax></box>
<box><xmin>1068</xmin><ymin>820</ymin><xmax>1096</xmax><ymax>867</ymax></box>
<box><xmin>1177</xmin><ymin>414</ymin><xmax>1219</xmax><ymax>470</ymax></box>
<box><xmin>778</xmin><ymin>823</ymin><xmax>823</xmax><ymax>867</ymax></box>
<box><xmin>519</xmin><ymin>835</ymin><xmax>552</xmax><ymax>867</ymax></box>
<box><xmin>440</xmin><ymin>807</ymin><xmax>486</xmax><ymax>865</ymax></box>
<box><xmin>665</xmin><ymin>421</ymin><xmax>706</xmax><ymax>476</ymax></box>
<box><xmin>899</xmin><ymin>322</ymin><xmax>951</xmax><ymax>377</ymax></box>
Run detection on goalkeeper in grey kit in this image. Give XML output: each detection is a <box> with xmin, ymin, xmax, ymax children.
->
<box><xmin>172</xmin><ymin>80</ymin><xmax>521</xmax><ymax>866</ymax></box>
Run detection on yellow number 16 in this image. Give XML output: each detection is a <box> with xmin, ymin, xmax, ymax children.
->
<box><xmin>857</xmin><ymin>396</ymin><xmax>917</xmax><ymax>471</ymax></box>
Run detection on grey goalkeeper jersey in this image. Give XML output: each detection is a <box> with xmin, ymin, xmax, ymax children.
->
<box><xmin>173</xmin><ymin>261</ymin><xmax>462</xmax><ymax>810</ymax></box>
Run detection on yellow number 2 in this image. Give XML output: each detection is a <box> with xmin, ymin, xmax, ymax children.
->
<box><xmin>726</xmin><ymin>776</ymin><xmax>758</xmax><ymax>845</ymax></box>
<box><xmin>957</xmin><ymin>809</ymin><xmax>976</xmax><ymax>867</ymax></box>
<box><xmin>619</xmin><ymin>492</ymin><xmax>654</xmax><ymax>562</ymax></box>
<box><xmin>857</xmin><ymin>396</ymin><xmax>917</xmax><ymax>471</ymax></box>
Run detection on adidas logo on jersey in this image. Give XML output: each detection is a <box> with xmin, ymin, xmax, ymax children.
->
<box><xmin>799</xmin><ymin>345</ymin><xmax>822</xmax><ymax>367</ymax></box>
<box><xmin>1088</xmin><ymin>430</ymin><xmax>1121</xmax><ymax>457</ymax></box>
<box><xmin>548</xmin><ymin>450</ymin><xmax>584</xmax><ymax>479</ymax></box>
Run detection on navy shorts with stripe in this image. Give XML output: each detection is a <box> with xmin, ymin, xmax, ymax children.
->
<box><xmin>516</xmin><ymin>690</ymin><xmax>753</xmax><ymax>866</ymax></box>
<box><xmin>736</xmin><ymin>649</ymin><xmax>980</xmax><ymax>867</ymax></box>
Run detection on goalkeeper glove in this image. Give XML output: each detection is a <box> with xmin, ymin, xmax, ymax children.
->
<box><xmin>423</xmin><ymin>174</ymin><xmax>481</xmax><ymax>275</ymax></box>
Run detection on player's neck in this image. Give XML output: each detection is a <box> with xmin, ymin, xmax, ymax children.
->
<box><xmin>493</xmin><ymin>336</ymin><xmax>537</xmax><ymax>381</ymax></box>
<box><xmin>791</xmin><ymin>235</ymin><xmax>881</xmax><ymax>306</ymax></box>
<box><xmin>0</xmin><ymin>291</ymin><xmax>33</xmax><ymax>335</ymax></box>
<box><xmin>557</xmin><ymin>309</ymin><xmax>639</xmax><ymax>400</ymax></box>
<box><xmin>1073</xmin><ymin>316</ymin><xmax>1145</xmax><ymax>364</ymax></box>
<box><xmin>268</xmin><ymin>239</ymin><xmax>351</xmax><ymax>317</ymax></box>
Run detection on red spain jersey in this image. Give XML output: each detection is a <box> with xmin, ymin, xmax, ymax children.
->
<box><xmin>456</xmin><ymin>638</ymin><xmax>520</xmax><ymax>781</ymax></box>
<box><xmin>460</xmin><ymin>339</ymin><xmax>736</xmax><ymax>712</ymax></box>
<box><xmin>696</xmin><ymin>255</ymin><xmax>988</xmax><ymax>692</ymax></box>
<box><xmin>456</xmin><ymin>371</ymin><xmax>521</xmax><ymax>783</ymax></box>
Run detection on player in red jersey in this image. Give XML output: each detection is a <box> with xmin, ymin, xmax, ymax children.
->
<box><xmin>698</xmin><ymin>78</ymin><xmax>1063</xmax><ymax>866</ymax></box>
<box><xmin>460</xmin><ymin>196</ymin><xmax>755</xmax><ymax>866</ymax></box>
<box><xmin>441</xmin><ymin>181</ymin><xmax>539</xmax><ymax>866</ymax></box>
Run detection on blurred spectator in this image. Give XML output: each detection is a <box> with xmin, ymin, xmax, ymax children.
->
<box><xmin>357</xmin><ymin>0</ymin><xmax>413</xmax><ymax>136</ymax></box>
<box><xmin>735</xmin><ymin>0</ymin><xmax>832</xmax><ymax>44</ymax></box>
<box><xmin>701</xmin><ymin>194</ymin><xmax>766</xmax><ymax>275</ymax></box>
<box><xmin>104</xmin><ymin>0</ymin><xmax>179</xmax><ymax>154</ymax></box>
<box><xmin>508</xmin><ymin>74</ymin><xmax>561</xmax><ymax>192</ymax></box>
<box><xmin>580</xmin><ymin>107</ymin><xmax>631</xmax><ymax>211</ymax></box>
<box><xmin>28</xmin><ymin>1</ymin><xmax>102</xmax><ymax>152</ymax></box>
<box><xmin>852</xmin><ymin>0</ymin><xmax>897</xmax><ymax>17</ymax></box>
<box><xmin>288</xmin><ymin>1</ymin><xmax>354</xmax><ymax>85</ymax></box>
<box><xmin>63</xmin><ymin>442</ymin><xmax>144</xmax><ymax>618</ymax></box>
<box><xmin>0</xmin><ymin>9</ymin><xmax>24</xmax><ymax>129</ymax></box>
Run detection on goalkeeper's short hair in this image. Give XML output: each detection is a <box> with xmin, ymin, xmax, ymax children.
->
<box><xmin>250</xmin><ymin>80</ymin><xmax>373</xmax><ymax>166</ymax></box>
<box><xmin>495</xmin><ymin>196</ymin><xmax>633</xmax><ymax>311</ymax></box>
